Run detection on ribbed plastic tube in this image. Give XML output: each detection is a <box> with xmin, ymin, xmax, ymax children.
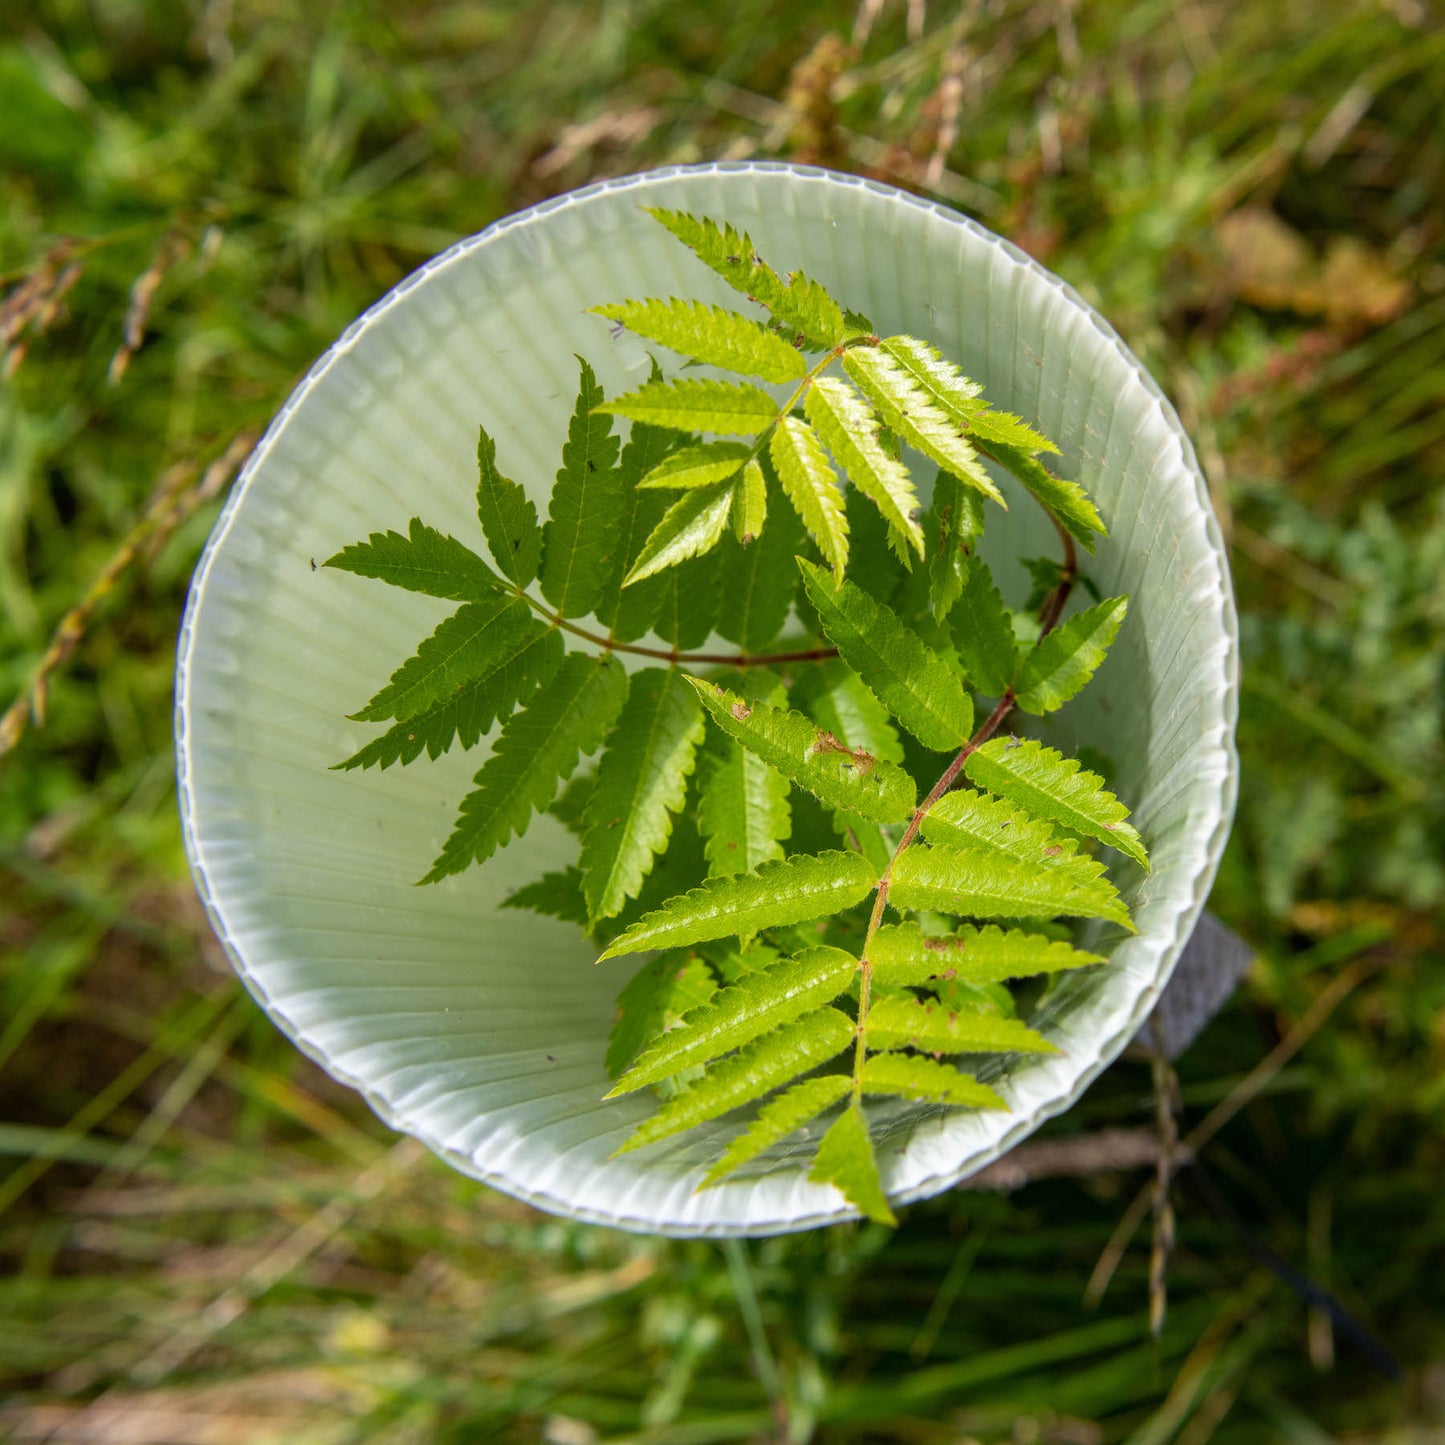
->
<box><xmin>176</xmin><ymin>163</ymin><xmax>1238</xmax><ymax>1236</ymax></box>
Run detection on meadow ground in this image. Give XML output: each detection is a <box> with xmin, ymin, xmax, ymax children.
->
<box><xmin>1</xmin><ymin>1</ymin><xmax>1442</xmax><ymax>1439</ymax></box>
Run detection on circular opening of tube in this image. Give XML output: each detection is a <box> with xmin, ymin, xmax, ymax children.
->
<box><xmin>176</xmin><ymin>163</ymin><xmax>1238</xmax><ymax>1237</ymax></box>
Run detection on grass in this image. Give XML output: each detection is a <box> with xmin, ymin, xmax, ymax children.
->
<box><xmin>2</xmin><ymin>0</ymin><xmax>1443</xmax><ymax>1439</ymax></box>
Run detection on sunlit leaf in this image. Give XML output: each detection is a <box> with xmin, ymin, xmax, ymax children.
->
<box><xmin>609</xmin><ymin>945</ymin><xmax>858</xmax><ymax>1094</ymax></box>
<box><xmin>597</xmin><ymin>849</ymin><xmax>878</xmax><ymax>960</ymax></box>
<box><xmin>964</xmin><ymin>737</ymin><xmax>1149</xmax><ymax>870</ymax></box>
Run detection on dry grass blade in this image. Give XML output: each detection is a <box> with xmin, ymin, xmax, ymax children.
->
<box><xmin>1085</xmin><ymin>956</ymin><xmax>1383</xmax><ymax>1309</ymax></box>
<box><xmin>0</xmin><ymin>431</ymin><xmax>255</xmax><ymax>761</ymax></box>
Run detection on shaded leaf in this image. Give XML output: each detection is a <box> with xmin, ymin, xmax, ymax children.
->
<box><xmin>616</xmin><ymin>1007</ymin><xmax>855</xmax><ymax>1153</ymax></box>
<box><xmin>581</xmin><ymin>668</ymin><xmax>706</xmax><ymax>923</ymax></box>
<box><xmin>808</xmin><ymin>1101</ymin><xmax>896</xmax><ymax>1226</ymax></box>
<box><xmin>594</xmin><ymin>297</ymin><xmax>806</xmax><ymax>384</ymax></box>
<box><xmin>950</xmin><ymin>559</ymin><xmax>1017</xmax><ymax>698</ymax></box>
<box><xmin>539</xmin><ymin>358</ymin><xmax>625</xmax><ymax>618</ymax></box>
<box><xmin>1014</xmin><ymin>596</ymin><xmax>1128</xmax><ymax>715</ymax></box>
<box><xmin>868</xmin><ymin>919</ymin><xmax>1104</xmax><ymax>986</ymax></box>
<box><xmin>422</xmin><ymin>653</ymin><xmax>629</xmax><ymax>883</ymax></box>
<box><xmin>599</xmin><ymin>377</ymin><xmax>779</xmax><ymax>435</ymax></box>
<box><xmin>592</xmin><ymin>404</ymin><xmax>675</xmax><ymax>641</ymax></box>
<box><xmin>688</xmin><ymin>677</ymin><xmax>916</xmax><ymax>824</ymax></box>
<box><xmin>324</xmin><ymin>516</ymin><xmax>504</xmax><ymax>601</ymax></box>
<box><xmin>716</xmin><ymin>461</ymin><xmax>802</xmax><ymax>650</ymax></box>
<box><xmin>964</xmin><ymin>737</ymin><xmax>1149</xmax><ymax>870</ymax></box>
<box><xmin>501</xmin><ymin>867</ymin><xmax>589</xmax><ymax>929</ymax></box>
<box><xmin>929</xmin><ymin>472</ymin><xmax>985</xmax><ymax>621</ymax></box>
<box><xmin>770</xmin><ymin>415</ymin><xmax>848</xmax><ymax>579</ymax></box>
<box><xmin>640</xmin><ymin>441</ymin><xmax>750</xmax><ymax>490</ymax></box>
<box><xmin>865</xmin><ymin>994</ymin><xmax>1057</xmax><ymax>1055</ymax></box>
<box><xmin>700</xmin><ymin>1075</ymin><xmax>850</xmax><ymax>1187</ymax></box>
<box><xmin>805</xmin><ymin>377</ymin><xmax>924</xmax><ymax>558</ymax></box>
<box><xmin>338</xmin><ymin>622</ymin><xmax>564</xmax><ymax>771</ymax></box>
<box><xmin>624</xmin><ymin>479</ymin><xmax>736</xmax><ymax>585</ymax></box>
<box><xmin>652</xmin><ymin>547</ymin><xmax>723</xmax><ymax>650</ymax></box>
<box><xmin>794</xmin><ymin>659</ymin><xmax>905</xmax><ymax>873</ymax></box>
<box><xmin>476</xmin><ymin>426</ymin><xmax>542</xmax><ymax>587</ymax></box>
<box><xmin>798</xmin><ymin>560</ymin><xmax>973</xmax><ymax>751</ymax></box>
<box><xmin>597</xmin><ymin>850</ymin><xmax>879</xmax><ymax>960</ymax></box>
<box><xmin>606</xmin><ymin>950</ymin><xmax>718</xmax><ymax>1079</ymax></box>
<box><xmin>888</xmin><ymin>842</ymin><xmax>1134</xmax><ymax>927</ymax></box>
<box><xmin>860</xmin><ymin>1054</ymin><xmax>1007</xmax><ymax>1108</ymax></box>
<box><xmin>609</xmin><ymin>945</ymin><xmax>858</xmax><ymax>1095</ymax></box>
<box><xmin>347</xmin><ymin>595</ymin><xmax>528</xmax><ymax>724</ymax></box>
<box><xmin>697</xmin><ymin>727</ymin><xmax>792</xmax><ymax>879</ymax></box>
<box><xmin>843</xmin><ymin>346</ymin><xmax>1003</xmax><ymax>504</ymax></box>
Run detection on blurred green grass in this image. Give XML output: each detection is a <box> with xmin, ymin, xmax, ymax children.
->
<box><xmin>1</xmin><ymin>0</ymin><xmax>1442</xmax><ymax>1439</ymax></box>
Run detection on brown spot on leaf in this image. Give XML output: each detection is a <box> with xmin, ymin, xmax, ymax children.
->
<box><xmin>1043</xmin><ymin>844</ymin><xmax>1063</xmax><ymax>857</ymax></box>
<box><xmin>811</xmin><ymin>729</ymin><xmax>877</xmax><ymax>775</ymax></box>
<box><xmin>731</xmin><ymin>701</ymin><xmax>753</xmax><ymax>721</ymax></box>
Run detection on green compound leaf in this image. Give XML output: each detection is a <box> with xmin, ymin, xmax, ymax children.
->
<box><xmin>476</xmin><ymin>425</ymin><xmax>542</xmax><ymax>587</ymax></box>
<box><xmin>798</xmin><ymin>559</ymin><xmax>974</xmax><ymax>751</ymax></box>
<box><xmin>500</xmin><ymin>867</ymin><xmax>589</xmax><ymax>929</ymax></box>
<box><xmin>338</xmin><ymin>621</ymin><xmax>563</xmax><ymax>771</ymax></box>
<box><xmin>593</xmin><ymin>297</ymin><xmax>807</xmax><ymax>384</ymax></box>
<box><xmin>964</xmin><ymin>737</ymin><xmax>1150</xmax><ymax>871</ymax></box>
<box><xmin>423</xmin><ymin>653</ymin><xmax>628</xmax><ymax>884</ymax></box>
<box><xmin>860</xmin><ymin>1054</ymin><xmax>1007</xmax><ymax>1109</ymax></box>
<box><xmin>865</xmin><ymin>994</ymin><xmax>1057</xmax><ymax>1055</ymax></box>
<box><xmin>616</xmin><ymin>1007</ymin><xmax>855</xmax><ymax>1154</ymax></box>
<box><xmin>805</xmin><ymin>377</ymin><xmax>924</xmax><ymax>559</ymax></box>
<box><xmin>593</xmin><ymin>402</ymin><xmax>676</xmax><ymax>642</ymax></box>
<box><xmin>324</xmin><ymin>516</ymin><xmax>505</xmax><ymax>602</ymax></box>
<box><xmin>581</xmin><ymin>668</ymin><xmax>707</xmax><ymax>924</ymax></box>
<box><xmin>922</xmin><ymin>787</ymin><xmax>1111</xmax><ymax>893</ymax></box>
<box><xmin>599</xmin><ymin>377</ymin><xmax>779</xmax><ymax>436</ymax></box>
<box><xmin>770</xmin><ymin>415</ymin><xmax>849</xmax><ymax>579</ymax></box>
<box><xmin>980</xmin><ymin>440</ymin><xmax>1105</xmax><ymax>553</ymax></box>
<box><xmin>347</xmin><ymin>595</ymin><xmax>528</xmax><ymax>724</ymax></box>
<box><xmin>644</xmin><ymin>208</ymin><xmax>845</xmax><ymax>350</ymax></box>
<box><xmin>539</xmin><ymin>358</ymin><xmax>625</xmax><ymax>618</ymax></box>
<box><xmin>624</xmin><ymin>479</ymin><xmax>736</xmax><ymax>585</ymax></box>
<box><xmin>697</xmin><ymin>683</ymin><xmax>793</xmax><ymax>878</ymax></box>
<box><xmin>951</xmin><ymin>559</ymin><xmax>1018</xmax><ymax>698</ymax></box>
<box><xmin>929</xmin><ymin>473</ymin><xmax>986</xmax><ymax>622</ymax></box>
<box><xmin>609</xmin><ymin>945</ymin><xmax>859</xmax><ymax>1095</ymax></box>
<box><xmin>639</xmin><ymin>441</ymin><xmax>750</xmax><ymax>490</ymax></box>
<box><xmin>716</xmin><ymin>470</ymin><xmax>802</xmax><ymax>651</ymax></box>
<box><xmin>808</xmin><ymin>1101</ymin><xmax>896</xmax><ymax>1226</ymax></box>
<box><xmin>700</xmin><ymin>1075</ymin><xmax>850</xmax><ymax>1188</ymax></box>
<box><xmin>1014</xmin><ymin>596</ymin><xmax>1128</xmax><ymax>716</ymax></box>
<box><xmin>688</xmin><ymin>677</ymin><xmax>916</xmax><ymax>824</ymax></box>
<box><xmin>867</xmin><ymin>919</ymin><xmax>1104</xmax><ymax>986</ymax></box>
<box><xmin>888</xmin><ymin>842</ymin><xmax>1134</xmax><ymax>927</ymax></box>
<box><xmin>597</xmin><ymin>850</ymin><xmax>879</xmax><ymax>960</ymax></box>
<box><xmin>843</xmin><ymin>346</ymin><xmax>1003</xmax><ymax>505</ymax></box>
<box><xmin>606</xmin><ymin>950</ymin><xmax>719</xmax><ymax>1079</ymax></box>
